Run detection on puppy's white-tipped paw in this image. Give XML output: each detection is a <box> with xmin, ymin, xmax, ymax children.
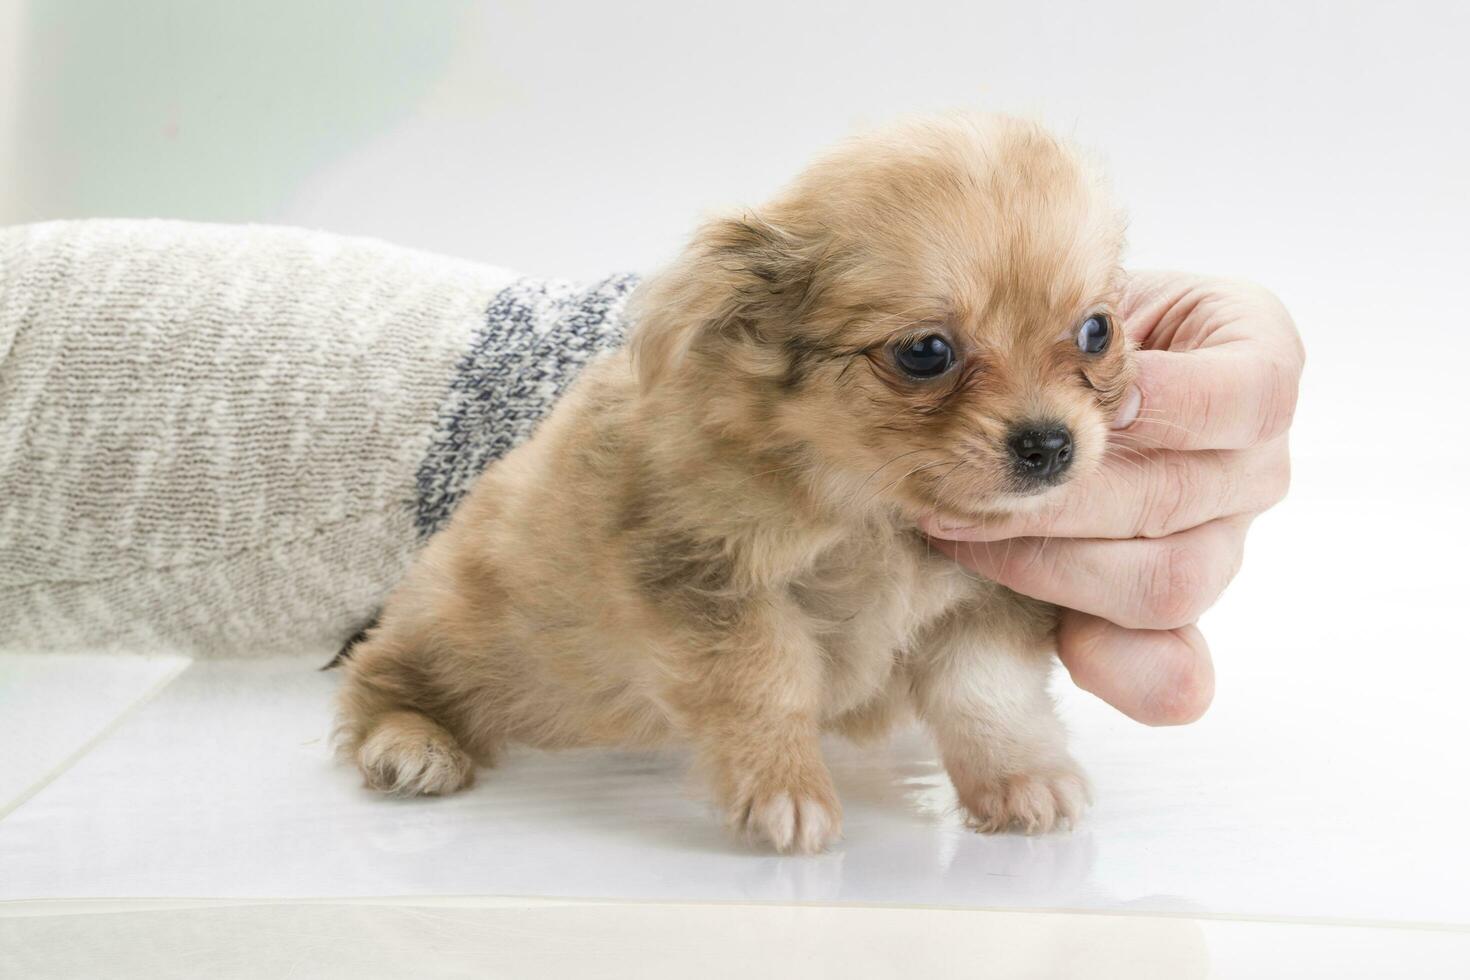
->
<box><xmin>732</xmin><ymin>784</ymin><xmax>843</xmax><ymax>854</ymax></box>
<box><xmin>959</xmin><ymin>764</ymin><xmax>1091</xmax><ymax>835</ymax></box>
<box><xmin>357</xmin><ymin>713</ymin><xmax>475</xmax><ymax>797</ymax></box>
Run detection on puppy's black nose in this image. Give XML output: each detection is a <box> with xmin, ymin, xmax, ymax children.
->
<box><xmin>1007</xmin><ymin>425</ymin><xmax>1074</xmax><ymax>482</ymax></box>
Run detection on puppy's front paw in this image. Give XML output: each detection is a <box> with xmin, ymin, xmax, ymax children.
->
<box><xmin>957</xmin><ymin>763</ymin><xmax>1090</xmax><ymax>835</ymax></box>
<box><xmin>729</xmin><ymin>772</ymin><xmax>843</xmax><ymax>854</ymax></box>
<box><xmin>357</xmin><ymin>711</ymin><xmax>476</xmax><ymax>797</ymax></box>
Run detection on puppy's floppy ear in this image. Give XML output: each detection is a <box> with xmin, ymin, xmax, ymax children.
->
<box><xmin>628</xmin><ymin>211</ymin><xmax>815</xmax><ymax>391</ymax></box>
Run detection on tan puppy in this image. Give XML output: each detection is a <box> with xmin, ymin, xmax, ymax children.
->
<box><xmin>335</xmin><ymin>113</ymin><xmax>1133</xmax><ymax>853</ymax></box>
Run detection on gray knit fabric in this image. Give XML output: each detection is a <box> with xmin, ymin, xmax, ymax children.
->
<box><xmin>415</xmin><ymin>274</ymin><xmax>637</xmax><ymax>537</ymax></box>
<box><xmin>0</xmin><ymin>220</ymin><xmax>634</xmax><ymax>656</ymax></box>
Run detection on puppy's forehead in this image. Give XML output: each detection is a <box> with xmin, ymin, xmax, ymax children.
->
<box><xmin>802</xmin><ymin>117</ymin><xmax>1123</xmax><ymax>330</ymax></box>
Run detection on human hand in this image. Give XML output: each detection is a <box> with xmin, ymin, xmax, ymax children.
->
<box><xmin>924</xmin><ymin>272</ymin><xmax>1304</xmax><ymax>725</ymax></box>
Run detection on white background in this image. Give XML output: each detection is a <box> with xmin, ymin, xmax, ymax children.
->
<box><xmin>4</xmin><ymin>0</ymin><xmax>1466</xmax><ymax>564</ymax></box>
<box><xmin>3</xmin><ymin>1</ymin><xmax>1470</xmax><ymax>974</ymax></box>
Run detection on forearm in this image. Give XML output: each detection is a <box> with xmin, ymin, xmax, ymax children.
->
<box><xmin>0</xmin><ymin>219</ymin><xmax>634</xmax><ymax>654</ymax></box>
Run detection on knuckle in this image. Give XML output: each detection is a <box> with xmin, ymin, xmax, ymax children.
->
<box><xmin>1145</xmin><ymin>542</ymin><xmax>1209</xmax><ymax>628</ymax></box>
<box><xmin>1253</xmin><ymin>356</ymin><xmax>1302</xmax><ymax>445</ymax></box>
<box><xmin>1235</xmin><ymin>443</ymin><xmax>1291</xmax><ymax>516</ymax></box>
<box><xmin>1140</xmin><ymin>456</ymin><xmax>1198</xmax><ymax>539</ymax></box>
<box><xmin>1265</xmin><ymin>450</ymin><xmax>1292</xmax><ymax>508</ymax></box>
<box><xmin>1261</xmin><ymin>287</ymin><xmax>1307</xmax><ymax>373</ymax></box>
<box><xmin>1239</xmin><ymin>280</ymin><xmax>1305</xmax><ymax>368</ymax></box>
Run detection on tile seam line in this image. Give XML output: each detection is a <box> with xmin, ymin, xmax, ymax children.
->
<box><xmin>0</xmin><ymin>656</ymin><xmax>194</xmax><ymax>822</ymax></box>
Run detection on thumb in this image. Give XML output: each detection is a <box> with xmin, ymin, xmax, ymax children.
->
<box><xmin>1057</xmin><ymin>611</ymin><xmax>1215</xmax><ymax>726</ymax></box>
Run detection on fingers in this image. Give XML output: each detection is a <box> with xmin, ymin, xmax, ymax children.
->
<box><xmin>923</xmin><ymin>437</ymin><xmax>1290</xmax><ymax>542</ymax></box>
<box><xmin>934</xmin><ymin>517</ymin><xmax>1248</xmax><ymax>631</ymax></box>
<box><xmin>1113</xmin><ymin>273</ymin><xmax>1304</xmax><ymax>451</ymax></box>
<box><xmin>1117</xmin><ymin>346</ymin><xmax>1303</xmax><ymax>451</ymax></box>
<box><xmin>1056</xmin><ymin>611</ymin><xmax>1214</xmax><ymax>726</ymax></box>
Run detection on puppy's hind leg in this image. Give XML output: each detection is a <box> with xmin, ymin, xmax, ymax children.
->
<box><xmin>334</xmin><ymin>633</ymin><xmax>480</xmax><ymax>797</ymax></box>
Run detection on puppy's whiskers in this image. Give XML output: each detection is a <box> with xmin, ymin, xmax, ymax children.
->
<box><xmin>925</xmin><ymin>458</ymin><xmax>975</xmax><ymax>510</ymax></box>
<box><xmin>1103</xmin><ymin>454</ymin><xmax>1146</xmax><ymax>478</ymax></box>
<box><xmin>1104</xmin><ymin>443</ymin><xmax>1151</xmax><ymax>476</ymax></box>
<box><xmin>859</xmin><ymin>456</ymin><xmax>957</xmax><ymax>510</ymax></box>
<box><xmin>849</xmin><ymin>448</ymin><xmax>938</xmax><ymax>502</ymax></box>
<box><xmin>1129</xmin><ymin>409</ymin><xmax>1204</xmax><ymax>440</ymax></box>
<box><xmin>916</xmin><ymin>458</ymin><xmax>976</xmax><ymax>569</ymax></box>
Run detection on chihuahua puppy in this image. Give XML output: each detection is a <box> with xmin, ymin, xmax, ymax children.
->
<box><xmin>335</xmin><ymin>113</ymin><xmax>1132</xmax><ymax>853</ymax></box>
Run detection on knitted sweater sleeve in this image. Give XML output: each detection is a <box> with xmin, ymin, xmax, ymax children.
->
<box><xmin>0</xmin><ymin>219</ymin><xmax>635</xmax><ymax>656</ymax></box>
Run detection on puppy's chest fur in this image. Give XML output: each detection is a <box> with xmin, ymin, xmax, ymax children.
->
<box><xmin>825</xmin><ymin>536</ymin><xmax>992</xmax><ymax>708</ymax></box>
<box><xmin>695</xmin><ymin>520</ymin><xmax>981</xmax><ymax>720</ymax></box>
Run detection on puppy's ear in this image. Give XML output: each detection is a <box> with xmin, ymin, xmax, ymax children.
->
<box><xmin>629</xmin><ymin>212</ymin><xmax>815</xmax><ymax>391</ymax></box>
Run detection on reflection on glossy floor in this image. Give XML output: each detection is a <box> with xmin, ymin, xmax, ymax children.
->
<box><xmin>2</xmin><ymin>623</ymin><xmax>1469</xmax><ymax>976</ymax></box>
<box><xmin>3</xmin><ymin>628</ymin><xmax>1467</xmax><ymax>926</ymax></box>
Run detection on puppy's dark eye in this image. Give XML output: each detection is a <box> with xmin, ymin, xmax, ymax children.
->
<box><xmin>894</xmin><ymin>335</ymin><xmax>955</xmax><ymax>379</ymax></box>
<box><xmin>1076</xmin><ymin>314</ymin><xmax>1111</xmax><ymax>355</ymax></box>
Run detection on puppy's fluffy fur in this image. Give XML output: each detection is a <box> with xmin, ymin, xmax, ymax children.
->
<box><xmin>336</xmin><ymin>113</ymin><xmax>1132</xmax><ymax>853</ymax></box>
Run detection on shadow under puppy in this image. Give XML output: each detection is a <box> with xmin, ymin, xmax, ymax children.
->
<box><xmin>335</xmin><ymin>113</ymin><xmax>1133</xmax><ymax>853</ymax></box>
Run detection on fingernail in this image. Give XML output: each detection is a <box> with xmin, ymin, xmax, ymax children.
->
<box><xmin>1111</xmin><ymin>386</ymin><xmax>1141</xmax><ymax>430</ymax></box>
